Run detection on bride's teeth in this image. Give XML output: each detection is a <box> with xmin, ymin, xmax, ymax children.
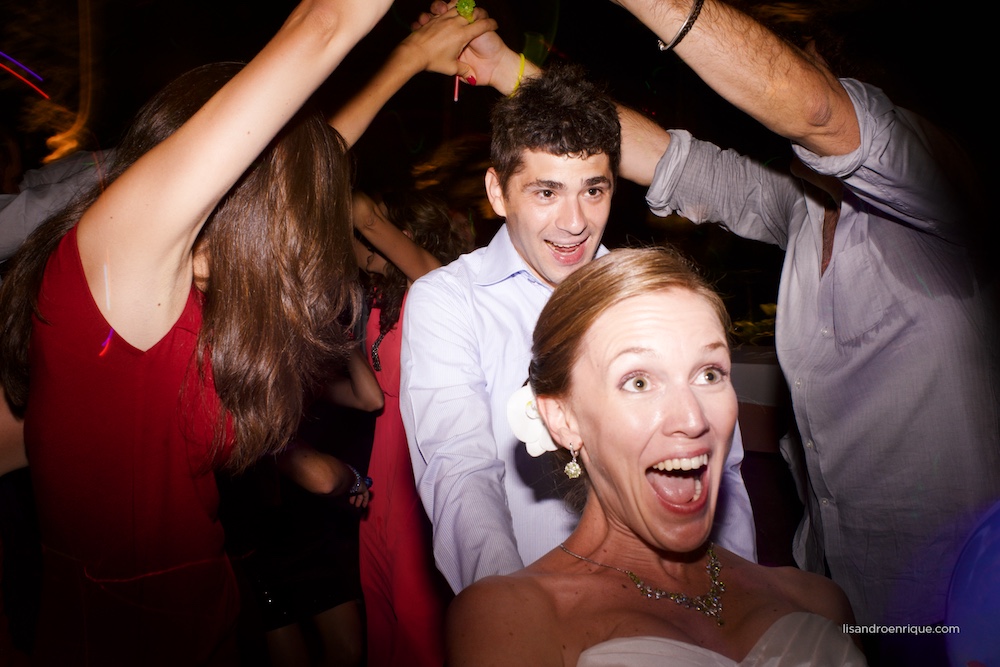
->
<box><xmin>652</xmin><ymin>453</ymin><xmax>708</xmax><ymax>471</ymax></box>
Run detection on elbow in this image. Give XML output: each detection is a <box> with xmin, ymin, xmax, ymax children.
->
<box><xmin>360</xmin><ymin>390</ymin><xmax>385</xmax><ymax>412</ymax></box>
<box><xmin>791</xmin><ymin>82</ymin><xmax>860</xmax><ymax>156</ymax></box>
<box><xmin>299</xmin><ymin>461</ymin><xmax>339</xmax><ymax>495</ymax></box>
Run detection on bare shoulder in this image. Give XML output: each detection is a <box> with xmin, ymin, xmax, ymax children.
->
<box><xmin>446</xmin><ymin>572</ymin><xmax>564</xmax><ymax>667</ymax></box>
<box><xmin>764</xmin><ymin>564</ymin><xmax>856</xmax><ymax>625</ymax></box>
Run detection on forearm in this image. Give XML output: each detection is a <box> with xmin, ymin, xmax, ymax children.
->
<box><xmin>329</xmin><ymin>46</ymin><xmax>424</xmax><ymax>147</ymax></box>
<box><xmin>486</xmin><ymin>48</ymin><xmax>542</xmax><ymax>97</ymax></box>
<box><xmin>618</xmin><ymin>104</ymin><xmax>672</xmax><ymax>186</ymax></box>
<box><xmin>352</xmin><ymin>193</ymin><xmax>441</xmax><ymax>281</ymax></box>
<box><xmin>325</xmin><ymin>344</ymin><xmax>384</xmax><ymax>411</ymax></box>
<box><xmin>276</xmin><ymin>440</ymin><xmax>356</xmax><ymax>496</ymax></box>
<box><xmin>106</xmin><ymin>0</ymin><xmax>385</xmax><ymax>232</ymax></box>
<box><xmin>420</xmin><ymin>451</ymin><xmax>526</xmax><ymax>591</ymax></box>
<box><xmin>616</xmin><ymin>0</ymin><xmax>858</xmax><ymax>156</ymax></box>
<box><xmin>0</xmin><ymin>400</ymin><xmax>27</xmax><ymax>476</ymax></box>
<box><xmin>333</xmin><ymin>5</ymin><xmax>498</xmax><ymax>146</ymax></box>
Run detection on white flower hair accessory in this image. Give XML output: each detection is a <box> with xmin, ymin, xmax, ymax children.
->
<box><xmin>507</xmin><ymin>383</ymin><xmax>558</xmax><ymax>458</ymax></box>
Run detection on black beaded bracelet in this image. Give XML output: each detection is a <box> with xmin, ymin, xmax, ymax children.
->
<box><xmin>657</xmin><ymin>0</ymin><xmax>705</xmax><ymax>52</ymax></box>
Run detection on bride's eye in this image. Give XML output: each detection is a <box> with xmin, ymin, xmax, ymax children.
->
<box><xmin>622</xmin><ymin>373</ymin><xmax>651</xmax><ymax>392</ymax></box>
<box><xmin>699</xmin><ymin>367</ymin><xmax>728</xmax><ymax>384</ymax></box>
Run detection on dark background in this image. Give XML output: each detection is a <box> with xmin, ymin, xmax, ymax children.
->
<box><xmin>0</xmin><ymin>0</ymin><xmax>987</xmax><ymax>324</ymax></box>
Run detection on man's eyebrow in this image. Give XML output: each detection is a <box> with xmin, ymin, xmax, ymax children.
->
<box><xmin>521</xmin><ymin>175</ymin><xmax>611</xmax><ymax>192</ymax></box>
<box><xmin>522</xmin><ymin>179</ymin><xmax>565</xmax><ymax>191</ymax></box>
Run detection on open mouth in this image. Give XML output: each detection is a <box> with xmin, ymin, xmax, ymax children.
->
<box><xmin>646</xmin><ymin>454</ymin><xmax>708</xmax><ymax>505</ymax></box>
<box><xmin>546</xmin><ymin>240</ymin><xmax>587</xmax><ymax>263</ymax></box>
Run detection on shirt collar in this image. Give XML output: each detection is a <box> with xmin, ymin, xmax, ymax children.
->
<box><xmin>474</xmin><ymin>224</ymin><xmax>610</xmax><ymax>288</ymax></box>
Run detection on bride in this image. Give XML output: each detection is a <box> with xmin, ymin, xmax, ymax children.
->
<box><xmin>446</xmin><ymin>247</ymin><xmax>866</xmax><ymax>666</ymax></box>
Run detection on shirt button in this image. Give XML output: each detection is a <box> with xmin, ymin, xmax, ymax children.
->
<box><xmin>820</xmin><ymin>498</ymin><xmax>830</xmax><ymax>506</ymax></box>
<box><xmin>820</xmin><ymin>327</ymin><xmax>830</xmax><ymax>337</ymax></box>
<box><xmin>805</xmin><ymin>440</ymin><xmax>814</xmax><ymax>449</ymax></box>
<box><xmin>794</xmin><ymin>379</ymin><xmax>802</xmax><ymax>388</ymax></box>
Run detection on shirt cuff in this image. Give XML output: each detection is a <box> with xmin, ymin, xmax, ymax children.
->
<box><xmin>645</xmin><ymin>129</ymin><xmax>695</xmax><ymax>216</ymax></box>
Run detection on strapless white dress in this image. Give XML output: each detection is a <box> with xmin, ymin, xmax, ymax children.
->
<box><xmin>576</xmin><ymin>612</ymin><xmax>867</xmax><ymax>666</ymax></box>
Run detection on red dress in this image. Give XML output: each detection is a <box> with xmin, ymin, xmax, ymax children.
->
<box><xmin>360</xmin><ymin>303</ymin><xmax>451</xmax><ymax>667</ymax></box>
<box><xmin>24</xmin><ymin>226</ymin><xmax>239</xmax><ymax>665</ymax></box>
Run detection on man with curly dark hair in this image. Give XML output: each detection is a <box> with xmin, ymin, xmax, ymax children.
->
<box><xmin>400</xmin><ymin>62</ymin><xmax>756</xmax><ymax>594</ymax></box>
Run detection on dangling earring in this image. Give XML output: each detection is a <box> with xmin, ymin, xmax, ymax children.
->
<box><xmin>564</xmin><ymin>445</ymin><xmax>582</xmax><ymax>479</ymax></box>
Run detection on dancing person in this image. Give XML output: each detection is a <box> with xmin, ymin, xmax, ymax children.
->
<box><xmin>353</xmin><ymin>188</ymin><xmax>472</xmax><ymax>666</ymax></box>
<box><xmin>0</xmin><ymin>0</ymin><xmax>393</xmax><ymax>662</ymax></box>
<box><xmin>333</xmin><ymin>8</ymin><xmax>499</xmax><ymax>663</ymax></box>
<box><xmin>400</xmin><ymin>57</ymin><xmax>757</xmax><ymax>597</ymax></box>
<box><xmin>599</xmin><ymin>1</ymin><xmax>999</xmax><ymax>662</ymax></box>
<box><xmin>218</xmin><ymin>339</ymin><xmax>383</xmax><ymax>667</ymax></box>
<box><xmin>445</xmin><ymin>2</ymin><xmax>998</xmax><ymax>661</ymax></box>
<box><xmin>447</xmin><ymin>246</ymin><xmax>866</xmax><ymax>666</ymax></box>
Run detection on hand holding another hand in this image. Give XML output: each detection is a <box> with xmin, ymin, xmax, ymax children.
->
<box><xmin>402</xmin><ymin>1</ymin><xmax>498</xmax><ymax>83</ymax></box>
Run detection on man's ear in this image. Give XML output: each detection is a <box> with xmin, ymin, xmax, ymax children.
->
<box><xmin>484</xmin><ymin>168</ymin><xmax>507</xmax><ymax>219</ymax></box>
<box><xmin>536</xmin><ymin>394</ymin><xmax>580</xmax><ymax>451</ymax></box>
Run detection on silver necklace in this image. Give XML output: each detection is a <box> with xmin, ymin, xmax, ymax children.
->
<box><xmin>559</xmin><ymin>542</ymin><xmax>725</xmax><ymax>626</ymax></box>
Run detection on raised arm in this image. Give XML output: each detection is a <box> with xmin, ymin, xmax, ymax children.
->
<box><xmin>352</xmin><ymin>192</ymin><xmax>441</xmax><ymax>282</ymax></box>
<box><xmin>612</xmin><ymin>0</ymin><xmax>858</xmax><ymax>156</ymax></box>
<box><xmin>329</xmin><ymin>5</ymin><xmax>497</xmax><ymax>147</ymax></box>
<box><xmin>416</xmin><ymin>2</ymin><xmax>668</xmax><ymax>187</ymax></box>
<box><xmin>415</xmin><ymin>1</ymin><xmax>541</xmax><ymax>95</ymax></box>
<box><xmin>76</xmin><ymin>0</ymin><xmax>392</xmax><ymax>351</ymax></box>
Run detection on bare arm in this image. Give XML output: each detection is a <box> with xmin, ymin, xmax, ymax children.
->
<box><xmin>418</xmin><ymin>2</ymin><xmax>667</xmax><ymax>186</ymax></box>
<box><xmin>416</xmin><ymin>1</ymin><xmax>541</xmax><ymax>95</ymax></box>
<box><xmin>276</xmin><ymin>439</ymin><xmax>371</xmax><ymax>508</ymax></box>
<box><xmin>618</xmin><ymin>104</ymin><xmax>672</xmax><ymax>187</ymax></box>
<box><xmin>325</xmin><ymin>342</ymin><xmax>385</xmax><ymax>411</ymax></box>
<box><xmin>329</xmin><ymin>6</ymin><xmax>497</xmax><ymax>147</ymax></box>
<box><xmin>352</xmin><ymin>192</ymin><xmax>441</xmax><ymax>282</ymax></box>
<box><xmin>0</xmin><ymin>398</ymin><xmax>26</xmax><ymax>476</ymax></box>
<box><xmin>613</xmin><ymin>0</ymin><xmax>859</xmax><ymax>156</ymax></box>
<box><xmin>76</xmin><ymin>0</ymin><xmax>392</xmax><ymax>351</ymax></box>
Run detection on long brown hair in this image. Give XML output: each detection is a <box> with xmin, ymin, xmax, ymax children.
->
<box><xmin>0</xmin><ymin>62</ymin><xmax>359</xmax><ymax>472</ymax></box>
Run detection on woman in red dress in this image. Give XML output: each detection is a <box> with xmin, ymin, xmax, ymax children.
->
<box><xmin>0</xmin><ymin>0</ymin><xmax>391</xmax><ymax>662</ymax></box>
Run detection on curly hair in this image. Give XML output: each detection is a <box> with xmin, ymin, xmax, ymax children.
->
<box><xmin>489</xmin><ymin>62</ymin><xmax>621</xmax><ymax>194</ymax></box>
<box><xmin>368</xmin><ymin>188</ymin><xmax>473</xmax><ymax>339</ymax></box>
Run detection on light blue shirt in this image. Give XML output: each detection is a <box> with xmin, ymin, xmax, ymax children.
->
<box><xmin>400</xmin><ymin>225</ymin><xmax>757</xmax><ymax>593</ymax></box>
<box><xmin>647</xmin><ymin>79</ymin><xmax>1000</xmax><ymax>625</ymax></box>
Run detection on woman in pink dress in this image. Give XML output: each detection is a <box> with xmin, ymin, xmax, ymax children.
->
<box><xmin>353</xmin><ymin>189</ymin><xmax>473</xmax><ymax>667</ymax></box>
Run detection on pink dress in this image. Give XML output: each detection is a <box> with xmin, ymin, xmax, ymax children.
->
<box><xmin>360</xmin><ymin>302</ymin><xmax>452</xmax><ymax>667</ymax></box>
<box><xmin>25</xmin><ymin>226</ymin><xmax>239</xmax><ymax>665</ymax></box>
